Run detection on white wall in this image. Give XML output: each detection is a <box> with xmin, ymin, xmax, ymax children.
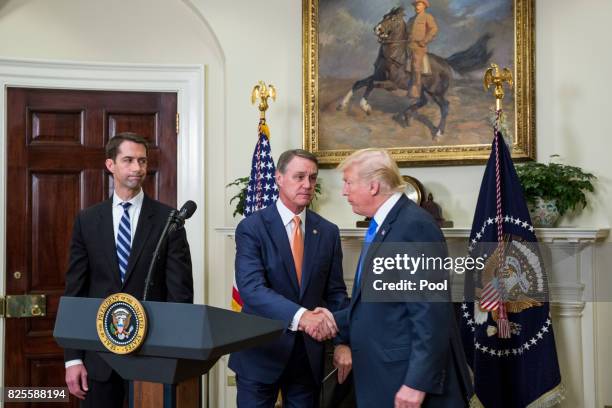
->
<box><xmin>0</xmin><ymin>0</ymin><xmax>611</xmax><ymax>406</ymax></box>
<box><xmin>534</xmin><ymin>2</ymin><xmax>612</xmax><ymax>406</ymax></box>
<box><xmin>535</xmin><ymin>0</ymin><xmax>612</xmax><ymax>231</ymax></box>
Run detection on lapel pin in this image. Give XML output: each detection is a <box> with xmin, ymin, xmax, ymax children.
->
<box><xmin>381</xmin><ymin>229</ymin><xmax>386</xmax><ymax>236</ymax></box>
<box><xmin>313</xmin><ymin>229</ymin><xmax>318</xmax><ymax>234</ymax></box>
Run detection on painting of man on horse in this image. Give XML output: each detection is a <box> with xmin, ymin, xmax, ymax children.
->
<box><xmin>317</xmin><ymin>0</ymin><xmax>515</xmax><ymax>150</ymax></box>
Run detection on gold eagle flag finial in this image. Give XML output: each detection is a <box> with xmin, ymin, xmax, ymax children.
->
<box><xmin>483</xmin><ymin>63</ymin><xmax>513</xmax><ymax>111</ymax></box>
<box><xmin>251</xmin><ymin>81</ymin><xmax>277</xmax><ymax>120</ymax></box>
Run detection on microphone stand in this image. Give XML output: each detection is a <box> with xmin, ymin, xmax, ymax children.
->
<box><xmin>143</xmin><ymin>210</ymin><xmax>179</xmax><ymax>301</ymax></box>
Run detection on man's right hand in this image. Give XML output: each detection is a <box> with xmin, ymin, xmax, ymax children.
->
<box><xmin>298</xmin><ymin>308</ymin><xmax>338</xmax><ymax>341</ymax></box>
<box><xmin>65</xmin><ymin>364</ymin><xmax>88</xmax><ymax>400</ymax></box>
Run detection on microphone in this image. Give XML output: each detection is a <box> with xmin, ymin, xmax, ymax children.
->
<box><xmin>168</xmin><ymin>200</ymin><xmax>197</xmax><ymax>232</ymax></box>
<box><xmin>143</xmin><ymin>200</ymin><xmax>197</xmax><ymax>301</ymax></box>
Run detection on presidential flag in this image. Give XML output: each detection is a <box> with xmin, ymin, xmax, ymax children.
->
<box><xmin>461</xmin><ymin>120</ymin><xmax>564</xmax><ymax>407</ymax></box>
<box><xmin>231</xmin><ymin>119</ymin><xmax>279</xmax><ymax>312</ymax></box>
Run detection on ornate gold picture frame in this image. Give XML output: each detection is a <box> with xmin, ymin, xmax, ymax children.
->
<box><xmin>303</xmin><ymin>0</ymin><xmax>534</xmax><ymax>166</ymax></box>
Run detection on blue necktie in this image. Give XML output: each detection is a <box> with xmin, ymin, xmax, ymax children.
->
<box><xmin>116</xmin><ymin>202</ymin><xmax>132</xmax><ymax>283</ymax></box>
<box><xmin>353</xmin><ymin>218</ymin><xmax>378</xmax><ymax>296</ymax></box>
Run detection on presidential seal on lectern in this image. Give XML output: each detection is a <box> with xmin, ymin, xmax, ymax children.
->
<box><xmin>96</xmin><ymin>293</ymin><xmax>148</xmax><ymax>355</ymax></box>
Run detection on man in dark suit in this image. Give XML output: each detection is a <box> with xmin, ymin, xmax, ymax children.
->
<box><xmin>335</xmin><ymin>148</ymin><xmax>472</xmax><ymax>408</ymax></box>
<box><xmin>63</xmin><ymin>132</ymin><xmax>193</xmax><ymax>407</ymax></box>
<box><xmin>229</xmin><ymin>149</ymin><xmax>350</xmax><ymax>408</ymax></box>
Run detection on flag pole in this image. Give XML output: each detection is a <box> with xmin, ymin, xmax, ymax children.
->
<box><xmin>483</xmin><ymin>63</ymin><xmax>514</xmax><ymax>339</ymax></box>
<box><xmin>231</xmin><ymin>82</ymin><xmax>280</xmax><ymax>313</ymax></box>
<box><xmin>461</xmin><ymin>64</ymin><xmax>564</xmax><ymax>407</ymax></box>
<box><xmin>249</xmin><ymin>80</ymin><xmax>283</xmax><ymax>407</ymax></box>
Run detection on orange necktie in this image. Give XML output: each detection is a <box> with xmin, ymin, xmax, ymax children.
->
<box><xmin>291</xmin><ymin>216</ymin><xmax>304</xmax><ymax>286</ymax></box>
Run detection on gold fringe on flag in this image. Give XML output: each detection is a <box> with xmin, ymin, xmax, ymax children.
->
<box><xmin>469</xmin><ymin>383</ymin><xmax>566</xmax><ymax>408</ymax></box>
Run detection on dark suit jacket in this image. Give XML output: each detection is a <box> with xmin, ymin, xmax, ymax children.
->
<box><xmin>228</xmin><ymin>205</ymin><xmax>348</xmax><ymax>385</ymax></box>
<box><xmin>63</xmin><ymin>194</ymin><xmax>193</xmax><ymax>381</ymax></box>
<box><xmin>335</xmin><ymin>195</ymin><xmax>472</xmax><ymax>407</ymax></box>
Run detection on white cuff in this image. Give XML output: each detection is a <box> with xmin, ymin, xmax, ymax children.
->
<box><xmin>289</xmin><ymin>307</ymin><xmax>307</xmax><ymax>331</ymax></box>
<box><xmin>65</xmin><ymin>359</ymin><xmax>84</xmax><ymax>368</ymax></box>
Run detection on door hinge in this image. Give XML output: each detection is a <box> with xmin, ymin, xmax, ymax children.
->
<box><xmin>176</xmin><ymin>113</ymin><xmax>180</xmax><ymax>135</ymax></box>
<box><xmin>0</xmin><ymin>294</ymin><xmax>46</xmax><ymax>318</ymax></box>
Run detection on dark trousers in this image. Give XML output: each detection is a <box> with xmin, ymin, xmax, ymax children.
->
<box><xmin>237</xmin><ymin>334</ymin><xmax>320</xmax><ymax>408</ymax></box>
<box><xmin>81</xmin><ymin>370</ymin><xmax>127</xmax><ymax>408</ymax></box>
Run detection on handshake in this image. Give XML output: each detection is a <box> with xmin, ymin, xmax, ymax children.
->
<box><xmin>298</xmin><ymin>307</ymin><xmax>338</xmax><ymax>341</ymax></box>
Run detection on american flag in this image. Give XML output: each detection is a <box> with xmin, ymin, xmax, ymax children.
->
<box><xmin>232</xmin><ymin>119</ymin><xmax>278</xmax><ymax>311</ymax></box>
<box><xmin>480</xmin><ymin>279</ymin><xmax>501</xmax><ymax>311</ymax></box>
<box><xmin>244</xmin><ymin>119</ymin><xmax>279</xmax><ymax>216</ymax></box>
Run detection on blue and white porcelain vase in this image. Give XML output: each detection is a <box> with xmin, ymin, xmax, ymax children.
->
<box><xmin>528</xmin><ymin>197</ymin><xmax>560</xmax><ymax>227</ymax></box>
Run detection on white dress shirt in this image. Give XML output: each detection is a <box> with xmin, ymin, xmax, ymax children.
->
<box><xmin>65</xmin><ymin>189</ymin><xmax>145</xmax><ymax>369</ymax></box>
<box><xmin>372</xmin><ymin>192</ymin><xmax>403</xmax><ymax>233</ymax></box>
<box><xmin>112</xmin><ymin>189</ymin><xmax>144</xmax><ymax>246</ymax></box>
<box><xmin>275</xmin><ymin>199</ymin><xmax>307</xmax><ymax>331</ymax></box>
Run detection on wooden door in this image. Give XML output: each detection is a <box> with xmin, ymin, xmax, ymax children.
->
<box><xmin>5</xmin><ymin>87</ymin><xmax>178</xmax><ymax>407</ymax></box>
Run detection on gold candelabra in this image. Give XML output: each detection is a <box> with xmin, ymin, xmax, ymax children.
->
<box><xmin>483</xmin><ymin>63</ymin><xmax>513</xmax><ymax>111</ymax></box>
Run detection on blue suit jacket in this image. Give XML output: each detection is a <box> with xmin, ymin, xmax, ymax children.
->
<box><xmin>335</xmin><ymin>195</ymin><xmax>471</xmax><ymax>407</ymax></box>
<box><xmin>228</xmin><ymin>204</ymin><xmax>348</xmax><ymax>384</ymax></box>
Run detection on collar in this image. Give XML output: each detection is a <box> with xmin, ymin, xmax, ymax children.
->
<box><xmin>276</xmin><ymin>198</ymin><xmax>306</xmax><ymax>227</ymax></box>
<box><xmin>372</xmin><ymin>192</ymin><xmax>402</xmax><ymax>231</ymax></box>
<box><xmin>112</xmin><ymin>189</ymin><xmax>144</xmax><ymax>208</ymax></box>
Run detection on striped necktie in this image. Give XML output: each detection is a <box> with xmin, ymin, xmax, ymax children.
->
<box><xmin>116</xmin><ymin>202</ymin><xmax>132</xmax><ymax>283</ymax></box>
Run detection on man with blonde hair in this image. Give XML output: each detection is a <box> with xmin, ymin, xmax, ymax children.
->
<box><xmin>335</xmin><ymin>148</ymin><xmax>471</xmax><ymax>407</ymax></box>
<box><xmin>337</xmin><ymin>148</ymin><xmax>406</xmax><ymax>194</ymax></box>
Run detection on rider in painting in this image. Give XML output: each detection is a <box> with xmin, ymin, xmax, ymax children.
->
<box><xmin>406</xmin><ymin>0</ymin><xmax>438</xmax><ymax>98</ymax></box>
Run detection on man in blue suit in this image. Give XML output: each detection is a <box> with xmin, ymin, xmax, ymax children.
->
<box><xmin>335</xmin><ymin>148</ymin><xmax>472</xmax><ymax>408</ymax></box>
<box><xmin>229</xmin><ymin>149</ymin><xmax>350</xmax><ymax>408</ymax></box>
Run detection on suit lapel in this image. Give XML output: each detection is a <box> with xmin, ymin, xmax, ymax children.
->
<box><xmin>299</xmin><ymin>210</ymin><xmax>321</xmax><ymax>299</ymax></box>
<box><xmin>262</xmin><ymin>207</ymin><xmax>300</xmax><ymax>296</ymax></box>
<box><xmin>352</xmin><ymin>195</ymin><xmax>409</xmax><ymax>301</ymax></box>
<box><xmin>122</xmin><ymin>195</ymin><xmax>155</xmax><ymax>287</ymax></box>
<box><xmin>98</xmin><ymin>198</ymin><xmax>123</xmax><ymax>288</ymax></box>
